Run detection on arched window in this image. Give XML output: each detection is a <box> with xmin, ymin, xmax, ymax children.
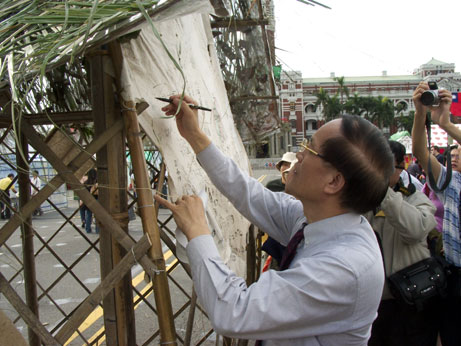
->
<box><xmin>304</xmin><ymin>104</ymin><xmax>316</xmax><ymax>113</ymax></box>
<box><xmin>396</xmin><ymin>100</ymin><xmax>408</xmax><ymax>112</ymax></box>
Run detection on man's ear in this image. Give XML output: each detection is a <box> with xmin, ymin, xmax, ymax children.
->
<box><xmin>324</xmin><ymin>171</ymin><xmax>345</xmax><ymax>195</ymax></box>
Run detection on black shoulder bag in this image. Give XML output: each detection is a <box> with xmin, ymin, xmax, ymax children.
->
<box><xmin>374</xmin><ymin>185</ymin><xmax>449</xmax><ymax>311</ymax></box>
<box><xmin>387</xmin><ymin>256</ymin><xmax>449</xmax><ymax>311</ymax></box>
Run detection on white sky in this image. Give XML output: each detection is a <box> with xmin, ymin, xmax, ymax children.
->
<box><xmin>274</xmin><ymin>0</ymin><xmax>461</xmax><ymax>78</ymax></box>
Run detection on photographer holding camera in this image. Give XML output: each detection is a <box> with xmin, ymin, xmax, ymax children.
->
<box><xmin>412</xmin><ymin>81</ymin><xmax>461</xmax><ymax>346</ymax></box>
<box><xmin>367</xmin><ymin>140</ymin><xmax>437</xmax><ymax>346</ymax></box>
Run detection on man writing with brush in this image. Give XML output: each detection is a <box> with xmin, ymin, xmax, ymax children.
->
<box><xmin>155</xmin><ymin>94</ymin><xmax>394</xmax><ymax>345</ymax></box>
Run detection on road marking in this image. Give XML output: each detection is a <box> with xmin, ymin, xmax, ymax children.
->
<box><xmin>83</xmin><ymin>278</ymin><xmax>100</xmax><ymax>284</ymax></box>
<box><xmin>53</xmin><ymin>298</ymin><xmax>83</xmax><ymax>306</ymax></box>
<box><xmin>84</xmin><ymin>256</ymin><xmax>179</xmax><ymax>346</ymax></box>
<box><xmin>56</xmin><ymin>243</ymin><xmax>67</xmax><ymax>247</ymax></box>
<box><xmin>63</xmin><ymin>249</ymin><xmax>175</xmax><ymax>346</ymax></box>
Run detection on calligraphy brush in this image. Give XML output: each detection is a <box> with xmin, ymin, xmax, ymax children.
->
<box><xmin>156</xmin><ymin>97</ymin><xmax>212</xmax><ymax>112</ymax></box>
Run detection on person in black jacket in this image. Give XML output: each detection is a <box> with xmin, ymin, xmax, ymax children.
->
<box><xmin>263</xmin><ymin>152</ymin><xmax>297</xmax><ymax>268</ymax></box>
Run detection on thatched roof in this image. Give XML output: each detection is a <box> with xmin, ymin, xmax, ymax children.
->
<box><xmin>0</xmin><ymin>0</ymin><xmax>328</xmax><ymax>141</ymax></box>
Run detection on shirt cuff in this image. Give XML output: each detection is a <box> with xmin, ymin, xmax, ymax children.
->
<box><xmin>186</xmin><ymin>234</ymin><xmax>221</xmax><ymax>268</ymax></box>
<box><xmin>196</xmin><ymin>143</ymin><xmax>222</xmax><ymax>173</ymax></box>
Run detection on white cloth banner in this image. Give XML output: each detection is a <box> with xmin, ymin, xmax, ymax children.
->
<box><xmin>119</xmin><ymin>12</ymin><xmax>251</xmax><ymax>275</ymax></box>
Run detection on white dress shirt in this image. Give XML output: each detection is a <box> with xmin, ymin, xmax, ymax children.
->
<box><xmin>187</xmin><ymin>143</ymin><xmax>384</xmax><ymax>345</ymax></box>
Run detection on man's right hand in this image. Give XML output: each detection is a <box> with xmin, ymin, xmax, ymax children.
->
<box><xmin>413</xmin><ymin>81</ymin><xmax>429</xmax><ymax>118</ymax></box>
<box><xmin>428</xmin><ymin>89</ymin><xmax>453</xmax><ymax>128</ymax></box>
<box><xmin>161</xmin><ymin>94</ymin><xmax>211</xmax><ymax>153</ymax></box>
<box><xmin>413</xmin><ymin>81</ymin><xmax>453</xmax><ymax>128</ymax></box>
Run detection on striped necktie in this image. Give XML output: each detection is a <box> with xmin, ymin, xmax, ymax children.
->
<box><xmin>279</xmin><ymin>223</ymin><xmax>307</xmax><ymax>270</ymax></box>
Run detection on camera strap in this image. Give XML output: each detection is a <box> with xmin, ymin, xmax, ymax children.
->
<box><xmin>426</xmin><ymin>114</ymin><xmax>452</xmax><ymax>192</ymax></box>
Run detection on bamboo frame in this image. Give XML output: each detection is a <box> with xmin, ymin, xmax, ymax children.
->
<box><xmin>0</xmin><ymin>119</ymin><xmax>123</xmax><ymax>246</ymax></box>
<box><xmin>90</xmin><ymin>51</ymin><xmax>136</xmax><ymax>346</ymax></box>
<box><xmin>0</xmin><ymin>94</ymin><xmax>225</xmax><ymax>345</ymax></box>
<box><xmin>108</xmin><ymin>40</ymin><xmax>177</xmax><ymax>345</ymax></box>
<box><xmin>0</xmin><ymin>272</ymin><xmax>59</xmax><ymax>345</ymax></box>
<box><xmin>123</xmin><ymin>99</ymin><xmax>177</xmax><ymax>345</ymax></box>
<box><xmin>19</xmin><ymin>119</ymin><xmax>164</xmax><ymax>292</ymax></box>
<box><xmin>16</xmin><ymin>131</ymin><xmax>40</xmax><ymax>346</ymax></box>
<box><xmin>0</xmin><ymin>34</ymin><xmax>267</xmax><ymax>345</ymax></box>
<box><xmin>54</xmin><ymin>235</ymin><xmax>151</xmax><ymax>344</ymax></box>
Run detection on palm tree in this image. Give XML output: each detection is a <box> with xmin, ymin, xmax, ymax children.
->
<box><xmin>314</xmin><ymin>87</ymin><xmax>330</xmax><ymax>120</ymax></box>
<box><xmin>394</xmin><ymin>111</ymin><xmax>415</xmax><ymax>133</ymax></box>
<box><xmin>333</xmin><ymin>76</ymin><xmax>349</xmax><ymax>105</ymax></box>
<box><xmin>314</xmin><ymin>88</ymin><xmax>343</xmax><ymax>122</ymax></box>
<box><xmin>371</xmin><ymin>96</ymin><xmax>395</xmax><ymax>129</ymax></box>
<box><xmin>360</xmin><ymin>96</ymin><xmax>376</xmax><ymax>121</ymax></box>
<box><xmin>344</xmin><ymin>93</ymin><xmax>363</xmax><ymax>116</ymax></box>
<box><xmin>324</xmin><ymin>95</ymin><xmax>342</xmax><ymax>122</ymax></box>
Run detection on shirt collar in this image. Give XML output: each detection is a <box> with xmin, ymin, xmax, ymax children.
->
<box><xmin>303</xmin><ymin>212</ymin><xmax>363</xmax><ymax>247</ymax></box>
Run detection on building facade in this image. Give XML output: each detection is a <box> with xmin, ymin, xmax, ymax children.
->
<box><xmin>278</xmin><ymin>58</ymin><xmax>461</xmax><ymax>152</ymax></box>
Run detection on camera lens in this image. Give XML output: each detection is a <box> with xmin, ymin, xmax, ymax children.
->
<box><xmin>421</xmin><ymin>90</ymin><xmax>436</xmax><ymax>106</ymax></box>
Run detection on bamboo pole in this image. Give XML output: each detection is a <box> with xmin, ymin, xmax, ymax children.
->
<box><xmin>123</xmin><ymin>99</ymin><xmax>177</xmax><ymax>345</ymax></box>
<box><xmin>0</xmin><ymin>111</ymin><xmax>93</xmax><ymax>128</ymax></box>
<box><xmin>108</xmin><ymin>40</ymin><xmax>176</xmax><ymax>345</ymax></box>
<box><xmin>210</xmin><ymin>18</ymin><xmax>269</xmax><ymax>28</ymax></box>
<box><xmin>154</xmin><ymin>161</ymin><xmax>166</xmax><ymax>215</ymax></box>
<box><xmin>246</xmin><ymin>224</ymin><xmax>256</xmax><ymax>285</ymax></box>
<box><xmin>90</xmin><ymin>53</ymin><xmax>136</xmax><ymax>346</ymax></box>
<box><xmin>256</xmin><ymin>229</ymin><xmax>264</xmax><ymax>281</ymax></box>
<box><xmin>16</xmin><ymin>131</ymin><xmax>40</xmax><ymax>346</ymax></box>
<box><xmin>184</xmin><ymin>289</ymin><xmax>197</xmax><ymax>346</ymax></box>
<box><xmin>90</xmin><ymin>53</ymin><xmax>121</xmax><ymax>345</ymax></box>
<box><xmin>0</xmin><ymin>272</ymin><xmax>58</xmax><ymax>345</ymax></box>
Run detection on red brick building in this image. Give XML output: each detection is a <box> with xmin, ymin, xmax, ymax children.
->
<box><xmin>278</xmin><ymin>58</ymin><xmax>461</xmax><ymax>152</ymax></box>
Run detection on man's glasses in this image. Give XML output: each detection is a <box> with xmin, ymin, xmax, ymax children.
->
<box><xmin>299</xmin><ymin>138</ymin><xmax>326</xmax><ymax>160</ymax></box>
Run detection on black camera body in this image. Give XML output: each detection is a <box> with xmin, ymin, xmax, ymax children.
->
<box><xmin>421</xmin><ymin>81</ymin><xmax>439</xmax><ymax>106</ymax></box>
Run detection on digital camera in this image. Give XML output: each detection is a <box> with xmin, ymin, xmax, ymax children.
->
<box><xmin>421</xmin><ymin>81</ymin><xmax>439</xmax><ymax>106</ymax></box>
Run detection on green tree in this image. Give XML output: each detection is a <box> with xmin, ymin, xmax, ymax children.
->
<box><xmin>344</xmin><ymin>93</ymin><xmax>363</xmax><ymax>116</ymax></box>
<box><xmin>314</xmin><ymin>87</ymin><xmax>330</xmax><ymax>120</ymax></box>
<box><xmin>333</xmin><ymin>76</ymin><xmax>349</xmax><ymax>105</ymax></box>
<box><xmin>370</xmin><ymin>96</ymin><xmax>395</xmax><ymax>129</ymax></box>
<box><xmin>360</xmin><ymin>96</ymin><xmax>376</xmax><ymax>121</ymax></box>
<box><xmin>324</xmin><ymin>94</ymin><xmax>342</xmax><ymax>121</ymax></box>
<box><xmin>314</xmin><ymin>88</ymin><xmax>342</xmax><ymax>122</ymax></box>
<box><xmin>394</xmin><ymin>111</ymin><xmax>415</xmax><ymax>133</ymax></box>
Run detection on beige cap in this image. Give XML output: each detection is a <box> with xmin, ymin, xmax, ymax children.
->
<box><xmin>276</xmin><ymin>152</ymin><xmax>297</xmax><ymax>171</ymax></box>
<box><xmin>282</xmin><ymin>159</ymin><xmax>298</xmax><ymax>175</ymax></box>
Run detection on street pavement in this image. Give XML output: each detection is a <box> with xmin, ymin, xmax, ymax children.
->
<box><xmin>0</xmin><ymin>200</ymin><xmax>216</xmax><ymax>345</ymax></box>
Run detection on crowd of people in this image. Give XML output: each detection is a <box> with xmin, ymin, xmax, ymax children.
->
<box><xmin>0</xmin><ymin>82</ymin><xmax>459</xmax><ymax>345</ymax></box>
<box><xmin>153</xmin><ymin>82</ymin><xmax>461</xmax><ymax>346</ymax></box>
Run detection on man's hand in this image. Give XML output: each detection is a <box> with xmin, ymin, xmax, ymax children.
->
<box><xmin>428</xmin><ymin>89</ymin><xmax>452</xmax><ymax>128</ymax></box>
<box><xmin>161</xmin><ymin>95</ymin><xmax>211</xmax><ymax>153</ymax></box>
<box><xmin>413</xmin><ymin>81</ymin><xmax>453</xmax><ymax>127</ymax></box>
<box><xmin>413</xmin><ymin>81</ymin><xmax>429</xmax><ymax>118</ymax></box>
<box><xmin>154</xmin><ymin>194</ymin><xmax>210</xmax><ymax>241</ymax></box>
